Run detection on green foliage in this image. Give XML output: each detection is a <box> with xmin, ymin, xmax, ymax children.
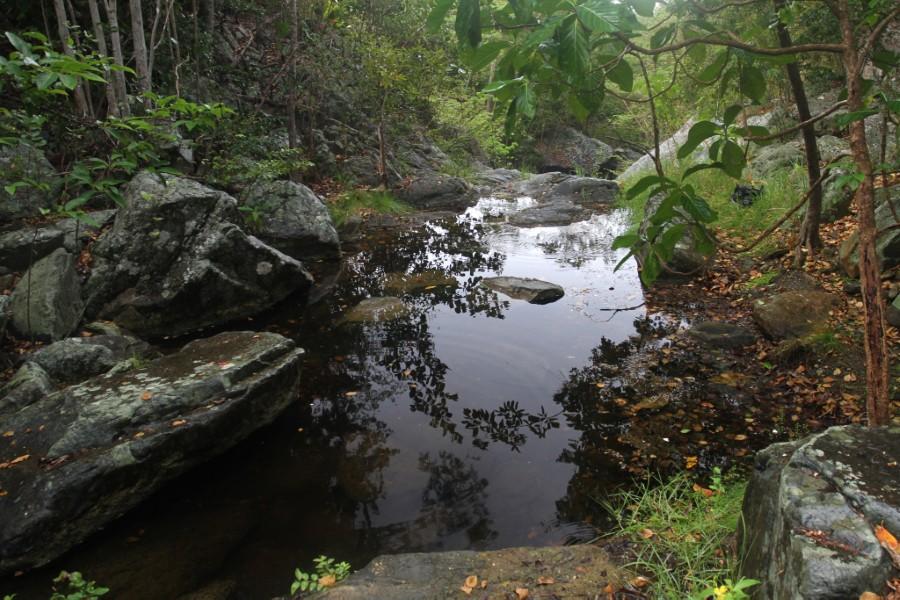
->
<box><xmin>604</xmin><ymin>470</ymin><xmax>751</xmax><ymax>599</ymax></box>
<box><xmin>290</xmin><ymin>556</ymin><xmax>351</xmax><ymax>596</ymax></box>
<box><xmin>328</xmin><ymin>189</ymin><xmax>410</xmax><ymax>226</ymax></box>
<box><xmin>744</xmin><ymin>270</ymin><xmax>778</xmax><ymax>290</ymax></box>
<box><xmin>430</xmin><ymin>94</ymin><xmax>518</xmax><ymax>167</ymax></box>
<box><xmin>49</xmin><ymin>571</ymin><xmax>109</xmax><ymax>600</ymax></box>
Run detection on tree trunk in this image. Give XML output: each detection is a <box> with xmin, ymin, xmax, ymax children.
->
<box><xmin>836</xmin><ymin>0</ymin><xmax>891</xmax><ymax>425</ymax></box>
<box><xmin>52</xmin><ymin>0</ymin><xmax>91</xmax><ymax>118</ymax></box>
<box><xmin>129</xmin><ymin>0</ymin><xmax>151</xmax><ymax>94</ymax></box>
<box><xmin>87</xmin><ymin>0</ymin><xmax>120</xmax><ymax>117</ymax></box>
<box><xmin>286</xmin><ymin>0</ymin><xmax>300</xmax><ymax>181</ymax></box>
<box><xmin>772</xmin><ymin>0</ymin><xmax>823</xmax><ymax>259</ymax></box>
<box><xmin>102</xmin><ymin>0</ymin><xmax>130</xmax><ymax>116</ymax></box>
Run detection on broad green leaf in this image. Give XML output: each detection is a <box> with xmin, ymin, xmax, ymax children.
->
<box><xmin>463</xmin><ymin>41</ymin><xmax>509</xmax><ymax>70</ymax></box>
<box><xmin>523</xmin><ymin>14</ymin><xmax>565</xmax><ymax>47</ymax></box>
<box><xmin>697</xmin><ymin>50</ymin><xmax>728</xmax><ymax>83</ymax></box>
<box><xmin>567</xmin><ymin>93</ymin><xmax>590</xmax><ymax>122</ymax></box>
<box><xmin>681</xmin><ymin>193</ymin><xmax>717</xmax><ymax>223</ymax></box>
<box><xmin>656</xmin><ymin>223</ymin><xmax>686</xmax><ymax>261</ymax></box>
<box><xmin>611</xmin><ymin>233</ymin><xmax>639</xmax><ymax>250</ymax></box>
<box><xmin>35</xmin><ymin>72</ymin><xmax>57</xmax><ymax>90</ymax></box>
<box><xmin>575</xmin><ymin>0</ymin><xmax>617</xmax><ymax>33</ymax></box>
<box><xmin>640</xmin><ymin>251</ymin><xmax>661</xmax><ymax>285</ymax></box>
<box><xmin>626</xmin><ymin>174</ymin><xmax>664</xmax><ymax>199</ymax></box>
<box><xmin>835</xmin><ymin>108</ymin><xmax>878</xmax><ymax>128</ymax></box>
<box><xmin>739</xmin><ymin>65</ymin><xmax>766</xmax><ymax>104</ymax></box>
<box><xmin>427</xmin><ymin>0</ymin><xmax>455</xmax><ymax>31</ymax></box>
<box><xmin>682</xmin><ymin>161</ymin><xmax>724</xmax><ymax>180</ymax></box>
<box><xmin>629</xmin><ymin>0</ymin><xmax>655</xmax><ymax>17</ymax></box>
<box><xmin>677</xmin><ymin>120</ymin><xmax>718</xmax><ymax>159</ymax></box>
<box><xmin>455</xmin><ymin>0</ymin><xmax>482</xmax><ymax>48</ymax></box>
<box><xmin>650</xmin><ymin>23</ymin><xmax>676</xmax><ymax>49</ymax></box>
<box><xmin>509</xmin><ymin>0</ymin><xmax>535</xmax><ymax>21</ymax></box>
<box><xmin>559</xmin><ymin>14</ymin><xmax>590</xmax><ymax>81</ymax></box>
<box><xmin>59</xmin><ymin>73</ymin><xmax>78</xmax><ymax>89</ymax></box>
<box><xmin>516</xmin><ymin>82</ymin><xmax>537</xmax><ymax>118</ymax></box>
<box><xmin>606</xmin><ymin>59</ymin><xmax>633</xmax><ymax>92</ymax></box>
<box><xmin>721</xmin><ymin>140</ymin><xmax>745</xmax><ymax>178</ymax></box>
<box><xmin>5</xmin><ymin>32</ymin><xmax>31</xmax><ymax>56</ymax></box>
<box><xmin>723</xmin><ymin>104</ymin><xmax>742</xmax><ymax>126</ymax></box>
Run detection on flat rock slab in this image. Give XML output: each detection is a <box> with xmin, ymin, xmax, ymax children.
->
<box><xmin>741</xmin><ymin>425</ymin><xmax>900</xmax><ymax>599</ymax></box>
<box><xmin>0</xmin><ymin>331</ymin><xmax>304</xmax><ymax>575</ymax></box>
<box><xmin>752</xmin><ymin>290</ymin><xmax>838</xmax><ymax>339</ymax></box>
<box><xmin>688</xmin><ymin>321</ymin><xmax>756</xmax><ymax>349</ymax></box>
<box><xmin>481</xmin><ymin>277</ymin><xmax>565</xmax><ymax>304</ymax></box>
<box><xmin>314</xmin><ymin>545</ymin><xmax>625</xmax><ymax>600</ymax></box>
<box><xmin>383</xmin><ymin>271</ymin><xmax>458</xmax><ymax>294</ymax></box>
<box><xmin>343</xmin><ymin>297</ymin><xmax>410</xmax><ymax>323</ymax></box>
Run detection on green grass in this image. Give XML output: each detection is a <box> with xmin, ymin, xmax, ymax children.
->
<box><xmin>617</xmin><ymin>160</ymin><xmax>807</xmax><ymax>255</ymax></box>
<box><xmin>603</xmin><ymin>471</ymin><xmax>751</xmax><ymax>599</ymax></box>
<box><xmin>744</xmin><ymin>270</ymin><xmax>779</xmax><ymax>289</ymax></box>
<box><xmin>328</xmin><ymin>189</ymin><xmax>411</xmax><ymax>226</ymax></box>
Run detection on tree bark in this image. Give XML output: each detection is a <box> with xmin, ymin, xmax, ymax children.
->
<box><xmin>286</xmin><ymin>0</ymin><xmax>300</xmax><ymax>182</ymax></box>
<box><xmin>772</xmin><ymin>0</ymin><xmax>823</xmax><ymax>259</ymax></box>
<box><xmin>87</xmin><ymin>0</ymin><xmax>120</xmax><ymax>116</ymax></box>
<box><xmin>52</xmin><ymin>0</ymin><xmax>91</xmax><ymax>118</ymax></box>
<box><xmin>836</xmin><ymin>0</ymin><xmax>890</xmax><ymax>425</ymax></box>
<box><xmin>102</xmin><ymin>0</ymin><xmax>130</xmax><ymax>115</ymax></box>
<box><xmin>129</xmin><ymin>0</ymin><xmax>151</xmax><ymax>94</ymax></box>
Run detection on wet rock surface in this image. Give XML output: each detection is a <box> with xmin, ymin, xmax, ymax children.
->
<box><xmin>383</xmin><ymin>271</ymin><xmax>458</xmax><ymax>294</ymax></box>
<box><xmin>83</xmin><ymin>172</ymin><xmax>313</xmax><ymax>338</ymax></box>
<box><xmin>30</xmin><ymin>334</ymin><xmax>152</xmax><ymax>385</ymax></box>
<box><xmin>752</xmin><ymin>290</ymin><xmax>839</xmax><ymax>339</ymax></box>
<box><xmin>395</xmin><ymin>174</ymin><xmax>475</xmax><ymax>211</ymax></box>
<box><xmin>0</xmin><ymin>331</ymin><xmax>304</xmax><ymax>575</ymax></box>
<box><xmin>312</xmin><ymin>545</ymin><xmax>625</xmax><ymax>600</ymax></box>
<box><xmin>481</xmin><ymin>276</ymin><xmax>565</xmax><ymax>304</ymax></box>
<box><xmin>508</xmin><ymin>172</ymin><xmax>619</xmax><ymax>206</ymax></box>
<box><xmin>741</xmin><ymin>425</ymin><xmax>900</xmax><ymax>600</ymax></box>
<box><xmin>242</xmin><ymin>180</ymin><xmax>340</xmax><ymax>261</ymax></box>
<box><xmin>9</xmin><ymin>248</ymin><xmax>84</xmax><ymax>341</ymax></box>
<box><xmin>688</xmin><ymin>321</ymin><xmax>756</xmax><ymax>349</ymax></box>
<box><xmin>0</xmin><ymin>362</ymin><xmax>53</xmax><ymax>417</ymax></box>
<box><xmin>342</xmin><ymin>297</ymin><xmax>410</xmax><ymax>323</ymax></box>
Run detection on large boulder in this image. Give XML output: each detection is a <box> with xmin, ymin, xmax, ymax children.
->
<box><xmin>242</xmin><ymin>180</ymin><xmax>340</xmax><ymax>261</ymax></box>
<box><xmin>510</xmin><ymin>172</ymin><xmax>619</xmax><ymax>206</ymax></box>
<box><xmin>752</xmin><ymin>290</ymin><xmax>838</xmax><ymax>339</ymax></box>
<box><xmin>750</xmin><ymin>142</ymin><xmax>805</xmax><ymax>179</ymax></box>
<box><xmin>534</xmin><ymin>126</ymin><xmax>614</xmax><ymax>176</ymax></box>
<box><xmin>0</xmin><ymin>143</ymin><xmax>61</xmax><ymax>222</ymax></box>
<box><xmin>0</xmin><ymin>331</ymin><xmax>304</xmax><ymax>574</ymax></box>
<box><xmin>83</xmin><ymin>172</ymin><xmax>313</xmax><ymax>338</ymax></box>
<box><xmin>481</xmin><ymin>276</ymin><xmax>565</xmax><ymax>304</ymax></box>
<box><xmin>0</xmin><ymin>362</ymin><xmax>53</xmax><ymax>416</ymax></box>
<box><xmin>0</xmin><ymin>210</ymin><xmax>116</xmax><ymax>273</ymax></box>
<box><xmin>618</xmin><ymin>120</ymin><xmax>695</xmax><ymax>180</ymax></box>
<box><xmin>9</xmin><ymin>248</ymin><xmax>84</xmax><ymax>341</ymax></box>
<box><xmin>741</xmin><ymin>425</ymin><xmax>899</xmax><ymax>599</ymax></box>
<box><xmin>394</xmin><ymin>174</ymin><xmax>475</xmax><ymax>211</ymax></box>
<box><xmin>820</xmin><ymin>168</ymin><xmax>855</xmax><ymax>222</ymax></box>
<box><xmin>840</xmin><ymin>187</ymin><xmax>900</xmax><ymax>277</ymax></box>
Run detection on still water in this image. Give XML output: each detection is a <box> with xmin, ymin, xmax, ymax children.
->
<box><xmin>5</xmin><ymin>198</ymin><xmax>658</xmax><ymax>599</ymax></box>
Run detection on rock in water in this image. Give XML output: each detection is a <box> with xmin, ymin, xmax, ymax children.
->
<box><xmin>0</xmin><ymin>331</ymin><xmax>304</xmax><ymax>575</ymax></box>
<box><xmin>688</xmin><ymin>321</ymin><xmax>756</xmax><ymax>349</ymax></box>
<box><xmin>83</xmin><ymin>172</ymin><xmax>313</xmax><ymax>338</ymax></box>
<box><xmin>313</xmin><ymin>546</ymin><xmax>624</xmax><ymax>600</ymax></box>
<box><xmin>342</xmin><ymin>297</ymin><xmax>409</xmax><ymax>323</ymax></box>
<box><xmin>481</xmin><ymin>277</ymin><xmax>565</xmax><ymax>304</ymax></box>
<box><xmin>242</xmin><ymin>180</ymin><xmax>341</xmax><ymax>261</ymax></box>
<box><xmin>741</xmin><ymin>425</ymin><xmax>899</xmax><ymax>599</ymax></box>
<box><xmin>9</xmin><ymin>248</ymin><xmax>83</xmax><ymax>341</ymax></box>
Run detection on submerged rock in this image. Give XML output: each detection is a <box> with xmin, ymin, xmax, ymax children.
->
<box><xmin>395</xmin><ymin>175</ymin><xmax>474</xmax><ymax>211</ymax></box>
<box><xmin>752</xmin><ymin>290</ymin><xmax>838</xmax><ymax>339</ymax></box>
<box><xmin>481</xmin><ymin>276</ymin><xmax>564</xmax><ymax>304</ymax></box>
<box><xmin>510</xmin><ymin>172</ymin><xmax>619</xmax><ymax>206</ymax></box>
<box><xmin>741</xmin><ymin>425</ymin><xmax>899</xmax><ymax>599</ymax></box>
<box><xmin>0</xmin><ymin>331</ymin><xmax>304</xmax><ymax>575</ymax></box>
<box><xmin>383</xmin><ymin>271</ymin><xmax>457</xmax><ymax>294</ymax></box>
<box><xmin>9</xmin><ymin>248</ymin><xmax>84</xmax><ymax>341</ymax></box>
<box><xmin>507</xmin><ymin>199</ymin><xmax>590</xmax><ymax>227</ymax></box>
<box><xmin>84</xmin><ymin>172</ymin><xmax>312</xmax><ymax>338</ymax></box>
<box><xmin>242</xmin><ymin>180</ymin><xmax>340</xmax><ymax>261</ymax></box>
<box><xmin>313</xmin><ymin>545</ymin><xmax>625</xmax><ymax>600</ymax></box>
<box><xmin>343</xmin><ymin>297</ymin><xmax>409</xmax><ymax>323</ymax></box>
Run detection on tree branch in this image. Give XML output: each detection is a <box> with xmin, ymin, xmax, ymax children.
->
<box><xmin>614</xmin><ymin>31</ymin><xmax>844</xmax><ymax>56</ymax></box>
<box><xmin>745</xmin><ymin>100</ymin><xmax>847</xmax><ymax>142</ymax></box>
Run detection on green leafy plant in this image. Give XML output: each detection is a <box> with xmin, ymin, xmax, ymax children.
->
<box><xmin>290</xmin><ymin>556</ymin><xmax>351</xmax><ymax>596</ymax></box>
<box><xmin>49</xmin><ymin>571</ymin><xmax>109</xmax><ymax>600</ymax></box>
<box><xmin>328</xmin><ymin>189</ymin><xmax>410</xmax><ymax>226</ymax></box>
<box><xmin>693</xmin><ymin>577</ymin><xmax>760</xmax><ymax>600</ymax></box>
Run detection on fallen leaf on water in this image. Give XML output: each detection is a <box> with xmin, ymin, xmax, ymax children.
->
<box><xmin>319</xmin><ymin>574</ymin><xmax>337</xmax><ymax>588</ymax></box>
<box><xmin>537</xmin><ymin>576</ymin><xmax>554</xmax><ymax>585</ymax></box>
<box><xmin>734</xmin><ymin>434</ymin><xmax>748</xmax><ymax>441</ymax></box>
<box><xmin>424</xmin><ymin>285</ymin><xmax>437</xmax><ymax>290</ymax></box>
<box><xmin>2</xmin><ymin>431</ymin><xmax>13</xmax><ymax>437</ymax></box>
<box><xmin>639</xmin><ymin>528</ymin><xmax>655</xmax><ymax>539</ymax></box>
<box><xmin>515</xmin><ymin>588</ymin><xmax>529</xmax><ymax>599</ymax></box>
<box><xmin>171</xmin><ymin>420</ymin><xmax>187</xmax><ymax>427</ymax></box>
<box><xmin>0</xmin><ymin>454</ymin><xmax>30</xmax><ymax>469</ymax></box>
<box><xmin>0</xmin><ymin>489</ymin><xmax>8</xmax><ymax>497</ymax></box>
<box><xmin>345</xmin><ymin>391</ymin><xmax>358</xmax><ymax>397</ymax></box>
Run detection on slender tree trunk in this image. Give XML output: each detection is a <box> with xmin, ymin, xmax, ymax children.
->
<box><xmin>169</xmin><ymin>4</ymin><xmax>183</xmax><ymax>97</ymax></box>
<box><xmin>206</xmin><ymin>0</ymin><xmax>216</xmax><ymax>42</ymax></box>
<box><xmin>836</xmin><ymin>0</ymin><xmax>890</xmax><ymax>425</ymax></box>
<box><xmin>773</xmin><ymin>0</ymin><xmax>823</xmax><ymax>259</ymax></box>
<box><xmin>129</xmin><ymin>0</ymin><xmax>151</xmax><ymax>94</ymax></box>
<box><xmin>148</xmin><ymin>0</ymin><xmax>164</xmax><ymax>83</ymax></box>
<box><xmin>52</xmin><ymin>0</ymin><xmax>91</xmax><ymax>117</ymax></box>
<box><xmin>378</xmin><ymin>92</ymin><xmax>389</xmax><ymax>189</ymax></box>
<box><xmin>87</xmin><ymin>0</ymin><xmax>120</xmax><ymax>117</ymax></box>
<box><xmin>102</xmin><ymin>0</ymin><xmax>130</xmax><ymax>115</ymax></box>
<box><xmin>286</xmin><ymin>0</ymin><xmax>300</xmax><ymax>181</ymax></box>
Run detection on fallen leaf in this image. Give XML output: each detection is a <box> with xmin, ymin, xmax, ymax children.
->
<box><xmin>859</xmin><ymin>592</ymin><xmax>882</xmax><ymax>600</ymax></box>
<box><xmin>171</xmin><ymin>419</ymin><xmax>187</xmax><ymax>427</ymax></box>
<box><xmin>459</xmin><ymin>586</ymin><xmax>472</xmax><ymax>595</ymax></box>
<box><xmin>685</xmin><ymin>456</ymin><xmax>698</xmax><ymax>469</ymax></box>
<box><xmin>319</xmin><ymin>574</ymin><xmax>336</xmax><ymax>588</ymax></box>
<box><xmin>876</xmin><ymin>525</ymin><xmax>898</xmax><ymax>550</ymax></box>
<box><xmin>0</xmin><ymin>489</ymin><xmax>7</xmax><ymax>497</ymax></box>
<box><xmin>734</xmin><ymin>434</ymin><xmax>748</xmax><ymax>441</ymax></box>
<box><xmin>345</xmin><ymin>391</ymin><xmax>359</xmax><ymax>397</ymax></box>
<box><xmin>515</xmin><ymin>588</ymin><xmax>529</xmax><ymax>599</ymax></box>
<box><xmin>630</xmin><ymin>576</ymin><xmax>651</xmax><ymax>588</ymax></box>
<box><xmin>2</xmin><ymin>431</ymin><xmax>13</xmax><ymax>437</ymax></box>
<box><xmin>0</xmin><ymin>454</ymin><xmax>31</xmax><ymax>469</ymax></box>
<box><xmin>639</xmin><ymin>528</ymin><xmax>655</xmax><ymax>539</ymax></box>
<box><xmin>693</xmin><ymin>483</ymin><xmax>714</xmax><ymax>497</ymax></box>
<box><xmin>465</xmin><ymin>575</ymin><xmax>478</xmax><ymax>588</ymax></box>
<box><xmin>537</xmin><ymin>576</ymin><xmax>555</xmax><ymax>585</ymax></box>
<box><xmin>141</xmin><ymin>391</ymin><xmax>152</xmax><ymax>401</ymax></box>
